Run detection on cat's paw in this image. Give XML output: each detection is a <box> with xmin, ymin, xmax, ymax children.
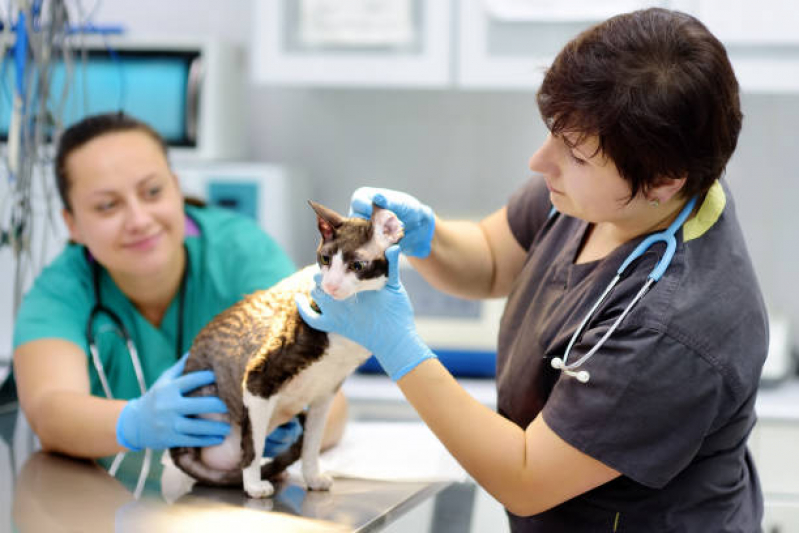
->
<box><xmin>305</xmin><ymin>472</ymin><xmax>334</xmax><ymax>491</ymax></box>
<box><xmin>244</xmin><ymin>479</ymin><xmax>275</xmax><ymax>499</ymax></box>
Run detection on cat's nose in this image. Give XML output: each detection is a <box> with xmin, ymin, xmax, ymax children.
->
<box><xmin>322</xmin><ymin>282</ymin><xmax>341</xmax><ymax>298</ymax></box>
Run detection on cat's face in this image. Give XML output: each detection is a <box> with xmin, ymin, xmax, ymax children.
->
<box><xmin>309</xmin><ymin>201</ymin><xmax>404</xmax><ymax>300</ymax></box>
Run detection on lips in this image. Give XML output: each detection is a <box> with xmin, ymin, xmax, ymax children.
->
<box><xmin>545</xmin><ymin>179</ymin><xmax>563</xmax><ymax>195</ymax></box>
<box><xmin>123</xmin><ymin>232</ymin><xmax>162</xmax><ymax>251</ymax></box>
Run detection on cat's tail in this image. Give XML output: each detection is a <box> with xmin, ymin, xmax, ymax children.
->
<box><xmin>260</xmin><ymin>412</ymin><xmax>306</xmax><ymax>480</ymax></box>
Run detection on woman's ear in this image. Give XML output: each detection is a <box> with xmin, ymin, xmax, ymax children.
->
<box><xmin>650</xmin><ymin>174</ymin><xmax>688</xmax><ymax>204</ymax></box>
<box><xmin>61</xmin><ymin>208</ymin><xmax>84</xmax><ymax>244</ymax></box>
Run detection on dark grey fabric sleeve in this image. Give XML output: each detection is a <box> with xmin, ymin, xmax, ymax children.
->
<box><xmin>542</xmin><ymin>324</ymin><xmax>725</xmax><ymax>488</ymax></box>
<box><xmin>506</xmin><ymin>177</ymin><xmax>555</xmax><ymax>251</ymax></box>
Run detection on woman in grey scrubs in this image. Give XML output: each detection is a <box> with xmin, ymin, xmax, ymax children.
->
<box><xmin>298</xmin><ymin>8</ymin><xmax>767</xmax><ymax>532</ymax></box>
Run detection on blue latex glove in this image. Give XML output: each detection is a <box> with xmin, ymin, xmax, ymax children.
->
<box><xmin>296</xmin><ymin>245</ymin><xmax>437</xmax><ymax>381</ymax></box>
<box><xmin>349</xmin><ymin>187</ymin><xmax>435</xmax><ymax>258</ymax></box>
<box><xmin>264</xmin><ymin>417</ymin><xmax>303</xmax><ymax>457</ymax></box>
<box><xmin>116</xmin><ymin>354</ymin><xmax>231</xmax><ymax>451</ymax></box>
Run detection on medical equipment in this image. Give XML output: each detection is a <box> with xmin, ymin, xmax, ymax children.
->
<box><xmin>550</xmin><ymin>196</ymin><xmax>699</xmax><ymax>384</ymax></box>
<box><xmin>176</xmin><ymin>161</ymin><xmax>313</xmax><ymax>266</ymax></box>
<box><xmin>86</xmin><ymin>248</ymin><xmax>188</xmax><ymax>498</ymax></box>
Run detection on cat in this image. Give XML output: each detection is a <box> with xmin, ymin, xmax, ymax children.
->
<box><xmin>161</xmin><ymin>200</ymin><xmax>403</xmax><ymax>500</ymax></box>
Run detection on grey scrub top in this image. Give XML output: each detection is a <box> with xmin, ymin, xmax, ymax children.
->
<box><xmin>497</xmin><ymin>178</ymin><xmax>767</xmax><ymax>532</ymax></box>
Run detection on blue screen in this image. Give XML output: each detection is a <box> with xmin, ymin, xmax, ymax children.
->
<box><xmin>0</xmin><ymin>51</ymin><xmax>195</xmax><ymax>144</ymax></box>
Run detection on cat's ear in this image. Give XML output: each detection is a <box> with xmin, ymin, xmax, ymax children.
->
<box><xmin>309</xmin><ymin>200</ymin><xmax>344</xmax><ymax>242</ymax></box>
<box><xmin>371</xmin><ymin>204</ymin><xmax>405</xmax><ymax>247</ymax></box>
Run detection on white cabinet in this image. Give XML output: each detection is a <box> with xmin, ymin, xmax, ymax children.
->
<box><xmin>750</xmin><ymin>418</ymin><xmax>799</xmax><ymax>531</ymax></box>
<box><xmin>251</xmin><ymin>0</ymin><xmax>452</xmax><ymax>87</ymax></box>
<box><xmin>671</xmin><ymin>0</ymin><xmax>799</xmax><ymax>92</ymax></box>
<box><xmin>457</xmin><ymin>0</ymin><xmax>669</xmax><ymax>89</ymax></box>
<box><xmin>252</xmin><ymin>0</ymin><xmax>799</xmax><ymax>93</ymax></box>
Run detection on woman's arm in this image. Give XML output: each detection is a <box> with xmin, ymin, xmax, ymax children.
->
<box><xmin>409</xmin><ymin>207</ymin><xmax>528</xmax><ymax>299</ymax></box>
<box><xmin>14</xmin><ymin>339</ymin><xmax>128</xmax><ymax>458</ymax></box>
<box><xmin>398</xmin><ymin>359</ymin><xmax>620</xmax><ymax>516</ymax></box>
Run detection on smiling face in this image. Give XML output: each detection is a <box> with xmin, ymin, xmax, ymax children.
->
<box><xmin>61</xmin><ymin>129</ymin><xmax>185</xmax><ymax>280</ymax></box>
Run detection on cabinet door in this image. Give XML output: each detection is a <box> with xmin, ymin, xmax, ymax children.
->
<box><xmin>251</xmin><ymin>0</ymin><xmax>451</xmax><ymax>87</ymax></box>
<box><xmin>669</xmin><ymin>0</ymin><xmax>799</xmax><ymax>92</ymax></box>
<box><xmin>762</xmin><ymin>501</ymin><xmax>799</xmax><ymax>533</ymax></box>
<box><xmin>457</xmin><ymin>0</ymin><xmax>670</xmax><ymax>90</ymax></box>
<box><xmin>750</xmin><ymin>421</ymin><xmax>799</xmax><ymax>496</ymax></box>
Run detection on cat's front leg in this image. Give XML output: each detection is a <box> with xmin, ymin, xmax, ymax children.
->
<box><xmin>301</xmin><ymin>393</ymin><xmax>335</xmax><ymax>491</ymax></box>
<box><xmin>242</xmin><ymin>391</ymin><xmax>277</xmax><ymax>498</ymax></box>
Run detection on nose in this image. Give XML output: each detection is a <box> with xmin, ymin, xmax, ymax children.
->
<box><xmin>123</xmin><ymin>198</ymin><xmax>153</xmax><ymax>232</ymax></box>
<box><xmin>528</xmin><ymin>133</ymin><xmax>559</xmax><ymax>177</ymax></box>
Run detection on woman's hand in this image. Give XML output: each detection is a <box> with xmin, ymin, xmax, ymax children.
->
<box><xmin>349</xmin><ymin>188</ymin><xmax>436</xmax><ymax>258</ymax></box>
<box><xmin>296</xmin><ymin>245</ymin><xmax>437</xmax><ymax>381</ymax></box>
<box><xmin>116</xmin><ymin>354</ymin><xmax>231</xmax><ymax>451</ymax></box>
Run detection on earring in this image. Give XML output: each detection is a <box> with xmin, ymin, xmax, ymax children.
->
<box><xmin>648</xmin><ymin>198</ymin><xmax>660</xmax><ymax>207</ymax></box>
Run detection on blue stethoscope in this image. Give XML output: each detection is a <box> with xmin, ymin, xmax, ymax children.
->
<box><xmin>550</xmin><ymin>196</ymin><xmax>698</xmax><ymax>384</ymax></box>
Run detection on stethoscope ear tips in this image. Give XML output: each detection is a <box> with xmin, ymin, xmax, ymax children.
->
<box><xmin>550</xmin><ymin>357</ymin><xmax>591</xmax><ymax>383</ymax></box>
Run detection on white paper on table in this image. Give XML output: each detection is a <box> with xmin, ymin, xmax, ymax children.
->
<box><xmin>288</xmin><ymin>421</ymin><xmax>469</xmax><ymax>483</ymax></box>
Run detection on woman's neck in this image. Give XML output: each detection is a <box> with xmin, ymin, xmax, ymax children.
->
<box><xmin>577</xmin><ymin>197</ymin><xmax>696</xmax><ymax>265</ymax></box>
<box><xmin>110</xmin><ymin>247</ymin><xmax>186</xmax><ymax>327</ymax></box>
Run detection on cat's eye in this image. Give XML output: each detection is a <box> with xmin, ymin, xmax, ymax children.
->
<box><xmin>320</xmin><ymin>254</ymin><xmax>331</xmax><ymax>266</ymax></box>
<box><xmin>349</xmin><ymin>261</ymin><xmax>366</xmax><ymax>272</ymax></box>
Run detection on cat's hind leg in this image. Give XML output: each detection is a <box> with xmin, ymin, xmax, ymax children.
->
<box><xmin>242</xmin><ymin>391</ymin><xmax>278</xmax><ymax>498</ymax></box>
<box><xmin>160</xmin><ymin>451</ymin><xmax>197</xmax><ymax>503</ymax></box>
<box><xmin>301</xmin><ymin>393</ymin><xmax>335</xmax><ymax>491</ymax></box>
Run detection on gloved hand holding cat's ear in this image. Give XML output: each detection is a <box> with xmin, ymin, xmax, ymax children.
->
<box><xmin>349</xmin><ymin>188</ymin><xmax>436</xmax><ymax>258</ymax></box>
<box><xmin>296</xmin><ymin>245</ymin><xmax>437</xmax><ymax>381</ymax></box>
<box><xmin>116</xmin><ymin>353</ymin><xmax>231</xmax><ymax>451</ymax></box>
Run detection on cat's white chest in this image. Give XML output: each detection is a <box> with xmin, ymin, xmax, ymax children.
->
<box><xmin>275</xmin><ymin>334</ymin><xmax>369</xmax><ymax>416</ymax></box>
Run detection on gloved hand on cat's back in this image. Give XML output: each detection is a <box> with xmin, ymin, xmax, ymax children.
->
<box><xmin>296</xmin><ymin>245</ymin><xmax>438</xmax><ymax>381</ymax></box>
<box><xmin>349</xmin><ymin>187</ymin><xmax>435</xmax><ymax>258</ymax></box>
<box><xmin>116</xmin><ymin>353</ymin><xmax>231</xmax><ymax>451</ymax></box>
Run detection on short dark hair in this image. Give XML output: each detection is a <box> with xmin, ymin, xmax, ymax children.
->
<box><xmin>537</xmin><ymin>8</ymin><xmax>742</xmax><ymax>200</ymax></box>
<box><xmin>55</xmin><ymin>112</ymin><xmax>168</xmax><ymax>212</ymax></box>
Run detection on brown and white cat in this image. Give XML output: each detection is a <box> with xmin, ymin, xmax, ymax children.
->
<box><xmin>161</xmin><ymin>200</ymin><xmax>403</xmax><ymax>500</ymax></box>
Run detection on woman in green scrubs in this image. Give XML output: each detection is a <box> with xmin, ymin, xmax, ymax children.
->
<box><xmin>12</xmin><ymin>113</ymin><xmax>346</xmax><ymax>459</ymax></box>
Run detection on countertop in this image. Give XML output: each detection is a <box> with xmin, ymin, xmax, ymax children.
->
<box><xmin>0</xmin><ymin>405</ymin><xmax>457</xmax><ymax>533</ymax></box>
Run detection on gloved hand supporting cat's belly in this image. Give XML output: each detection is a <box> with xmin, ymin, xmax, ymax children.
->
<box><xmin>199</xmin><ymin>413</ymin><xmax>303</xmax><ymax>471</ymax></box>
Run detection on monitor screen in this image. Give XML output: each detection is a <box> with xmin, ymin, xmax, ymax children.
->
<box><xmin>0</xmin><ymin>49</ymin><xmax>198</xmax><ymax>145</ymax></box>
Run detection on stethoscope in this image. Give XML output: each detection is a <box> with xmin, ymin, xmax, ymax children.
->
<box><xmin>86</xmin><ymin>246</ymin><xmax>188</xmax><ymax>498</ymax></box>
<box><xmin>550</xmin><ymin>196</ymin><xmax>698</xmax><ymax>384</ymax></box>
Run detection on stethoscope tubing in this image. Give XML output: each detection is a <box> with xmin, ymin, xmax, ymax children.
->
<box><xmin>85</xmin><ymin>247</ymin><xmax>188</xmax><ymax>498</ymax></box>
<box><xmin>551</xmin><ymin>196</ymin><xmax>699</xmax><ymax>383</ymax></box>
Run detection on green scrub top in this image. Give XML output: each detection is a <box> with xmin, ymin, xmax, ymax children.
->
<box><xmin>13</xmin><ymin>204</ymin><xmax>296</xmax><ymax>400</ymax></box>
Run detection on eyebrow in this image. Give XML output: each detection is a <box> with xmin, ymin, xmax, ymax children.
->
<box><xmin>88</xmin><ymin>173</ymin><xmax>161</xmax><ymax>197</ymax></box>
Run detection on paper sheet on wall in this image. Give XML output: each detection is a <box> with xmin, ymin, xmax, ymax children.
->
<box><xmin>484</xmin><ymin>0</ymin><xmax>663</xmax><ymax>22</ymax></box>
<box><xmin>300</xmin><ymin>0</ymin><xmax>414</xmax><ymax>46</ymax></box>
<box><xmin>288</xmin><ymin>421</ymin><xmax>469</xmax><ymax>483</ymax></box>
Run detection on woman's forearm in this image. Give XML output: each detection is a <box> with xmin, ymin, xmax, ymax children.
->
<box><xmin>30</xmin><ymin>391</ymin><xmax>128</xmax><ymax>458</ymax></box>
<box><xmin>408</xmin><ymin>218</ymin><xmax>497</xmax><ymax>299</ymax></box>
